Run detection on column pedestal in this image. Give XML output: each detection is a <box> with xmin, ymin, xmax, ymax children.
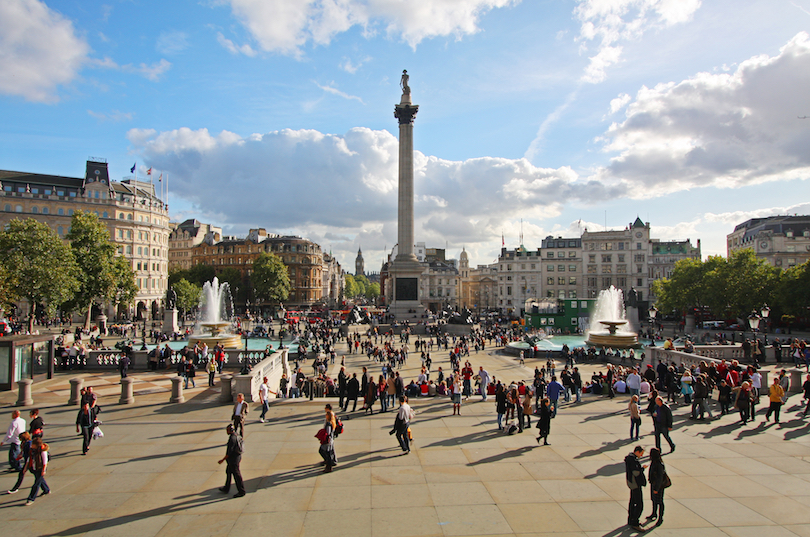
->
<box><xmin>69</xmin><ymin>377</ymin><xmax>84</xmax><ymax>405</ymax></box>
<box><xmin>119</xmin><ymin>377</ymin><xmax>135</xmax><ymax>404</ymax></box>
<box><xmin>219</xmin><ymin>374</ymin><xmax>234</xmax><ymax>403</ymax></box>
<box><xmin>16</xmin><ymin>379</ymin><xmax>33</xmax><ymax>407</ymax></box>
<box><xmin>170</xmin><ymin>376</ymin><xmax>185</xmax><ymax>403</ymax></box>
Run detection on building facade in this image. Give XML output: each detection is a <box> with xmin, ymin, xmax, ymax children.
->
<box><xmin>189</xmin><ymin>229</ymin><xmax>328</xmax><ymax>310</ymax></box>
<box><xmin>0</xmin><ymin>159</ymin><xmax>170</xmax><ymax>321</ymax></box>
<box><xmin>168</xmin><ymin>219</ymin><xmax>222</xmax><ymax>271</ymax></box>
<box><xmin>496</xmin><ymin>246</ymin><xmax>542</xmax><ymax>314</ymax></box>
<box><xmin>581</xmin><ymin>218</ymin><xmax>651</xmax><ymax>302</ymax></box>
<box><xmin>540</xmin><ymin>236</ymin><xmax>584</xmax><ymax>301</ymax></box>
<box><xmin>457</xmin><ymin>248</ymin><xmax>498</xmax><ymax>312</ymax></box>
<box><xmin>727</xmin><ymin>215</ymin><xmax>810</xmax><ymax>269</ymax></box>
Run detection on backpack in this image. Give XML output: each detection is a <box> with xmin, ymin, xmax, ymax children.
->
<box><xmin>334</xmin><ymin>416</ymin><xmax>344</xmax><ymax>438</ymax></box>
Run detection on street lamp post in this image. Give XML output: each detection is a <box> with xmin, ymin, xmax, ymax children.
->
<box><xmin>648</xmin><ymin>305</ymin><xmax>658</xmax><ymax>340</ymax></box>
<box><xmin>760</xmin><ymin>304</ymin><xmax>770</xmax><ymax>346</ymax></box>
<box><xmin>747</xmin><ymin>311</ymin><xmax>761</xmax><ymax>363</ymax></box>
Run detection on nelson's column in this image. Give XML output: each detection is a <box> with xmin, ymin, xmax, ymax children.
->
<box><xmin>388</xmin><ymin>70</ymin><xmax>425</xmax><ymax>319</ymax></box>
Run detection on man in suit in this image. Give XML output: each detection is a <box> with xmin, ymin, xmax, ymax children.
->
<box><xmin>218</xmin><ymin>424</ymin><xmax>245</xmax><ymax>498</ymax></box>
<box><xmin>232</xmin><ymin>393</ymin><xmax>248</xmax><ymax>436</ymax></box>
<box><xmin>344</xmin><ymin>373</ymin><xmax>360</xmax><ymax>412</ymax></box>
<box><xmin>337</xmin><ymin>367</ymin><xmax>348</xmax><ymax>409</ymax></box>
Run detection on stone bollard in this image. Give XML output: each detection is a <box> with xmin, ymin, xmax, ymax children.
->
<box><xmin>219</xmin><ymin>374</ymin><xmax>233</xmax><ymax>403</ymax></box>
<box><xmin>16</xmin><ymin>379</ymin><xmax>33</xmax><ymax>407</ymax></box>
<box><xmin>119</xmin><ymin>377</ymin><xmax>135</xmax><ymax>404</ymax></box>
<box><xmin>69</xmin><ymin>377</ymin><xmax>84</xmax><ymax>405</ymax></box>
<box><xmin>170</xmin><ymin>376</ymin><xmax>185</xmax><ymax>403</ymax></box>
<box><xmin>789</xmin><ymin>369</ymin><xmax>804</xmax><ymax>394</ymax></box>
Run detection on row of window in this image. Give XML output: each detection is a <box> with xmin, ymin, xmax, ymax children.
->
<box><xmin>4</xmin><ymin>185</ymin><xmax>79</xmax><ymax>197</ymax></box>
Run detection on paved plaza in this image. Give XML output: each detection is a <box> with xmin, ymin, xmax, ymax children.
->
<box><xmin>1</xmin><ymin>341</ymin><xmax>810</xmax><ymax>537</ymax></box>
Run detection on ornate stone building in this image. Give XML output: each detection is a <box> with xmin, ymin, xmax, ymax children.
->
<box><xmin>355</xmin><ymin>247</ymin><xmax>364</xmax><ymax>276</ymax></box>
<box><xmin>458</xmin><ymin>248</ymin><xmax>498</xmax><ymax>312</ymax></box>
<box><xmin>727</xmin><ymin>215</ymin><xmax>810</xmax><ymax>269</ymax></box>
<box><xmin>168</xmin><ymin>219</ymin><xmax>222</xmax><ymax>270</ymax></box>
<box><xmin>189</xmin><ymin>229</ymin><xmax>329</xmax><ymax>309</ymax></box>
<box><xmin>0</xmin><ymin>159</ymin><xmax>170</xmax><ymax>320</ymax></box>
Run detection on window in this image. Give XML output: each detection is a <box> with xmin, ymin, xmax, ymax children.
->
<box><xmin>618</xmin><ymin>242</ymin><xmax>624</xmax><ymax>250</ymax></box>
<box><xmin>589</xmin><ymin>254</ymin><xmax>596</xmax><ymax>263</ymax></box>
<box><xmin>569</xmin><ymin>277</ymin><xmax>576</xmax><ymax>285</ymax></box>
<box><xmin>42</xmin><ymin>207</ymin><xmax>48</xmax><ymax>214</ymax></box>
<box><xmin>507</xmin><ymin>286</ymin><xmax>512</xmax><ymax>295</ymax></box>
<box><xmin>557</xmin><ymin>252</ymin><xmax>565</xmax><ymax>258</ymax></box>
<box><xmin>569</xmin><ymin>265</ymin><xmax>576</xmax><ymax>272</ymax></box>
<box><xmin>31</xmin><ymin>207</ymin><xmax>38</xmax><ymax>214</ymax></box>
<box><xmin>637</xmin><ymin>278</ymin><xmax>643</xmax><ymax>286</ymax></box>
<box><xmin>530</xmin><ymin>264</ymin><xmax>535</xmax><ymax>269</ymax></box>
<box><xmin>547</xmin><ymin>252</ymin><xmax>554</xmax><ymax>258</ymax></box>
<box><xmin>569</xmin><ymin>291</ymin><xmax>577</xmax><ymax>299</ymax></box>
<box><xmin>587</xmin><ymin>265</ymin><xmax>596</xmax><ymax>274</ymax></box>
<box><xmin>587</xmin><ymin>277</ymin><xmax>597</xmax><ymax>287</ymax></box>
<box><xmin>786</xmin><ymin>231</ymin><xmax>794</xmax><ymax>238</ymax></box>
<box><xmin>569</xmin><ymin>251</ymin><xmax>576</xmax><ymax>258</ymax></box>
<box><xmin>618</xmin><ymin>254</ymin><xmax>625</xmax><ymax>262</ymax></box>
<box><xmin>521</xmin><ymin>264</ymin><xmax>526</xmax><ymax>269</ymax></box>
<box><xmin>618</xmin><ymin>277</ymin><xmax>627</xmax><ymax>287</ymax></box>
<box><xmin>602</xmin><ymin>277</ymin><xmax>612</xmax><ymax>287</ymax></box>
<box><xmin>558</xmin><ymin>277</ymin><xmax>565</xmax><ymax>285</ymax></box>
<box><xmin>56</xmin><ymin>190</ymin><xmax>64</xmax><ymax>196</ymax></box>
<box><xmin>14</xmin><ymin>205</ymin><xmax>22</xmax><ymax>212</ymax></box>
<box><xmin>126</xmin><ymin>246</ymin><xmax>132</xmax><ymax>254</ymax></box>
<box><xmin>68</xmin><ymin>209</ymin><xmax>74</xmax><ymax>215</ymax></box>
<box><xmin>547</xmin><ymin>265</ymin><xmax>554</xmax><ymax>272</ymax></box>
<box><xmin>57</xmin><ymin>225</ymin><xmax>63</xmax><ymax>236</ymax></box>
<box><xmin>102</xmin><ymin>212</ymin><xmax>108</xmax><ymax>218</ymax></box>
<box><xmin>637</xmin><ymin>243</ymin><xmax>642</xmax><ymax>250</ymax></box>
<box><xmin>602</xmin><ymin>265</ymin><xmax>612</xmax><ymax>273</ymax></box>
<box><xmin>127</xmin><ymin>214</ymin><xmax>132</xmax><ymax>220</ymax></box>
<box><xmin>602</xmin><ymin>255</ymin><xmax>612</xmax><ymax>263</ymax></box>
<box><xmin>547</xmin><ymin>277</ymin><xmax>554</xmax><ymax>285</ymax></box>
<box><xmin>137</xmin><ymin>247</ymin><xmax>142</xmax><ymax>255</ymax></box>
<box><xmin>617</xmin><ymin>265</ymin><xmax>627</xmax><ymax>273</ymax></box>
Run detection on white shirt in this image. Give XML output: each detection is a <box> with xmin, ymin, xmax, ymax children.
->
<box><xmin>397</xmin><ymin>403</ymin><xmax>414</xmax><ymax>422</ymax></box>
<box><xmin>3</xmin><ymin>417</ymin><xmax>25</xmax><ymax>445</ymax></box>
<box><xmin>259</xmin><ymin>383</ymin><xmax>269</xmax><ymax>402</ymax></box>
<box><xmin>626</xmin><ymin>373</ymin><xmax>641</xmax><ymax>390</ymax></box>
<box><xmin>235</xmin><ymin>402</ymin><xmax>244</xmax><ymax>416</ymax></box>
<box><xmin>750</xmin><ymin>372</ymin><xmax>762</xmax><ymax>389</ymax></box>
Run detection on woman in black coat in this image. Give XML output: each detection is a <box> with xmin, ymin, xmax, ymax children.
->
<box><xmin>646</xmin><ymin>447</ymin><xmax>666</xmax><ymax>526</ymax></box>
<box><xmin>536</xmin><ymin>397</ymin><xmax>552</xmax><ymax>445</ymax></box>
<box><xmin>495</xmin><ymin>384</ymin><xmax>507</xmax><ymax>430</ymax></box>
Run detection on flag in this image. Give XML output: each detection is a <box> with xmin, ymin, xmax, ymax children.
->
<box><xmin>158</xmin><ymin>173</ymin><xmax>162</xmax><ymax>182</ymax></box>
<box><xmin>130</xmin><ymin>163</ymin><xmax>136</xmax><ymax>174</ymax></box>
<box><xmin>147</xmin><ymin>168</ymin><xmax>152</xmax><ymax>175</ymax></box>
<box><xmin>502</xmin><ymin>232</ymin><xmax>505</xmax><ymax>247</ymax></box>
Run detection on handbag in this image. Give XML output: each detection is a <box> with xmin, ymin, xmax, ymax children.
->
<box><xmin>663</xmin><ymin>472</ymin><xmax>672</xmax><ymax>488</ymax></box>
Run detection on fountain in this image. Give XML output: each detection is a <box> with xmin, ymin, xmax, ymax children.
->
<box><xmin>585</xmin><ymin>286</ymin><xmax>640</xmax><ymax>349</ymax></box>
<box><xmin>187</xmin><ymin>277</ymin><xmax>242</xmax><ymax>349</ymax></box>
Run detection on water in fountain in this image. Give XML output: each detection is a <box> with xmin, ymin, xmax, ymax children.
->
<box><xmin>188</xmin><ymin>277</ymin><xmax>242</xmax><ymax>348</ymax></box>
<box><xmin>585</xmin><ymin>286</ymin><xmax>640</xmax><ymax>348</ymax></box>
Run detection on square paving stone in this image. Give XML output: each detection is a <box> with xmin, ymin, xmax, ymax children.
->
<box><xmin>498</xmin><ymin>502</ymin><xmax>580</xmax><ymax>533</ymax></box>
<box><xmin>429</xmin><ymin>482</ymin><xmax>495</xmax><ymax>506</ymax></box>
<box><xmin>436</xmin><ymin>504</ymin><xmax>513</xmax><ymax>536</ymax></box>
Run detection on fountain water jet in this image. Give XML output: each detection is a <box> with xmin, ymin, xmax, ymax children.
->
<box><xmin>187</xmin><ymin>277</ymin><xmax>242</xmax><ymax>349</ymax></box>
<box><xmin>585</xmin><ymin>286</ymin><xmax>640</xmax><ymax>349</ymax></box>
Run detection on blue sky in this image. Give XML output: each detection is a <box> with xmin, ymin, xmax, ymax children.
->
<box><xmin>2</xmin><ymin>0</ymin><xmax>810</xmax><ymax>272</ymax></box>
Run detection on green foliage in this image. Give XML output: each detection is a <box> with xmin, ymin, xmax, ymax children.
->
<box><xmin>776</xmin><ymin>260</ymin><xmax>810</xmax><ymax>316</ymax></box>
<box><xmin>0</xmin><ymin>263</ymin><xmax>18</xmax><ymax>315</ymax></box>
<box><xmin>652</xmin><ymin>248</ymin><xmax>782</xmax><ymax>319</ymax></box>
<box><xmin>365</xmin><ymin>282</ymin><xmax>380</xmax><ymax>300</ymax></box>
<box><xmin>170</xmin><ymin>264</ymin><xmax>217</xmax><ymax>288</ymax></box>
<box><xmin>0</xmin><ymin>218</ymin><xmax>79</xmax><ymax>329</ymax></box>
<box><xmin>111</xmin><ymin>256</ymin><xmax>138</xmax><ymax>308</ymax></box>
<box><xmin>251</xmin><ymin>253</ymin><xmax>290</xmax><ymax>304</ymax></box>
<box><xmin>65</xmin><ymin>211</ymin><xmax>119</xmax><ymax>325</ymax></box>
<box><xmin>344</xmin><ymin>275</ymin><xmax>358</xmax><ymax>298</ymax></box>
<box><xmin>173</xmin><ymin>278</ymin><xmax>202</xmax><ymax>315</ymax></box>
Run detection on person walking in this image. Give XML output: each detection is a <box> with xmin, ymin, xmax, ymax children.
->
<box><xmin>218</xmin><ymin>424</ymin><xmax>245</xmax><ymax>498</ymax></box>
<box><xmin>522</xmin><ymin>388</ymin><xmax>533</xmax><ymax>430</ymax></box>
<box><xmin>652</xmin><ymin>396</ymin><xmax>675</xmax><ymax>453</ymax></box>
<box><xmin>318</xmin><ymin>404</ymin><xmax>338</xmax><ymax>472</ymax></box>
<box><xmin>536</xmin><ymin>397</ymin><xmax>552</xmax><ymax>445</ymax></box>
<box><xmin>207</xmin><ymin>358</ymin><xmax>217</xmax><ymax>387</ymax></box>
<box><xmin>185</xmin><ymin>359</ymin><xmax>196</xmax><ymax>389</ymax></box>
<box><xmin>629</xmin><ymin>395</ymin><xmax>641</xmax><ymax>441</ymax></box>
<box><xmin>451</xmin><ymin>374</ymin><xmax>463</xmax><ymax>415</ymax></box>
<box><xmin>258</xmin><ymin>377</ymin><xmax>276</xmax><ymax>423</ymax></box>
<box><xmin>7</xmin><ymin>431</ymin><xmax>31</xmax><ymax>494</ymax></box>
<box><xmin>646</xmin><ymin>447</ymin><xmax>667</xmax><ymax>527</ymax></box>
<box><xmin>765</xmin><ymin>376</ymin><xmax>785</xmax><ymax>423</ymax></box>
<box><xmin>24</xmin><ymin>437</ymin><xmax>50</xmax><ymax>506</ymax></box>
<box><xmin>625</xmin><ymin>445</ymin><xmax>647</xmax><ymax>531</ymax></box>
<box><xmin>232</xmin><ymin>393</ymin><xmax>248</xmax><ymax>436</ymax></box>
<box><xmin>546</xmin><ymin>376</ymin><xmax>564</xmax><ymax>418</ymax></box>
<box><xmin>1</xmin><ymin>410</ymin><xmax>26</xmax><ymax>472</ymax></box>
<box><xmin>75</xmin><ymin>403</ymin><xmax>99</xmax><ymax>455</ymax></box>
<box><xmin>337</xmin><ymin>367</ymin><xmax>347</xmax><ymax>409</ymax></box>
<box><xmin>394</xmin><ymin>396</ymin><xmax>414</xmax><ymax>454</ymax></box>
<box><xmin>495</xmin><ymin>384</ymin><xmax>507</xmax><ymax>430</ymax></box>
<box><xmin>344</xmin><ymin>373</ymin><xmax>360</xmax><ymax>412</ymax></box>
<box><xmin>478</xmin><ymin>366</ymin><xmax>490</xmax><ymax>401</ymax></box>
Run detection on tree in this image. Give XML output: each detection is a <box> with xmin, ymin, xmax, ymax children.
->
<box><xmin>776</xmin><ymin>260</ymin><xmax>810</xmax><ymax>317</ymax></box>
<box><xmin>65</xmin><ymin>211</ymin><xmax>119</xmax><ymax>328</ymax></box>
<box><xmin>344</xmin><ymin>275</ymin><xmax>358</xmax><ymax>299</ymax></box>
<box><xmin>251</xmin><ymin>253</ymin><xmax>290</xmax><ymax>306</ymax></box>
<box><xmin>0</xmin><ymin>218</ymin><xmax>79</xmax><ymax>332</ymax></box>
<box><xmin>0</xmin><ymin>263</ymin><xmax>17</xmax><ymax>317</ymax></box>
<box><xmin>111</xmin><ymin>256</ymin><xmax>138</xmax><ymax>315</ymax></box>
<box><xmin>187</xmin><ymin>263</ymin><xmax>216</xmax><ymax>287</ymax></box>
<box><xmin>173</xmin><ymin>278</ymin><xmax>202</xmax><ymax>317</ymax></box>
<box><xmin>365</xmin><ymin>282</ymin><xmax>380</xmax><ymax>301</ymax></box>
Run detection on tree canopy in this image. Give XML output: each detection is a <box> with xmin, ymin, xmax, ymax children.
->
<box><xmin>250</xmin><ymin>253</ymin><xmax>290</xmax><ymax>305</ymax></box>
<box><xmin>173</xmin><ymin>278</ymin><xmax>202</xmax><ymax>315</ymax></box>
<box><xmin>0</xmin><ymin>218</ymin><xmax>79</xmax><ymax>331</ymax></box>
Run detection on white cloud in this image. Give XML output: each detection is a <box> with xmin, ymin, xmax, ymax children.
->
<box><xmin>339</xmin><ymin>55</ymin><xmax>371</xmax><ymax>73</ymax></box>
<box><xmin>608</xmin><ymin>92</ymin><xmax>631</xmax><ymax>115</ymax></box>
<box><xmin>156</xmin><ymin>31</ymin><xmax>190</xmax><ymax>55</ymax></box>
<box><xmin>0</xmin><ymin>0</ymin><xmax>90</xmax><ymax>103</ymax></box>
<box><xmin>315</xmin><ymin>82</ymin><xmax>364</xmax><ymax>104</ymax></box>
<box><xmin>128</xmin><ymin>125</ymin><xmax>587</xmax><ymax>269</ymax></box>
<box><xmin>87</xmin><ymin>109</ymin><xmax>133</xmax><ymax>122</ymax></box>
<box><xmin>90</xmin><ymin>57</ymin><xmax>173</xmax><ymax>81</ymax></box>
<box><xmin>705</xmin><ymin>202</ymin><xmax>810</xmax><ymax>227</ymax></box>
<box><xmin>575</xmin><ymin>0</ymin><xmax>701</xmax><ymax>84</ymax></box>
<box><xmin>216</xmin><ymin>32</ymin><xmax>257</xmax><ymax>57</ymax></box>
<box><xmin>594</xmin><ymin>33</ymin><xmax>810</xmax><ymax>195</ymax></box>
<box><xmin>222</xmin><ymin>0</ymin><xmax>519</xmax><ymax>56</ymax></box>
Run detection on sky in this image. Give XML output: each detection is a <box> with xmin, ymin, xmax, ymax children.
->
<box><xmin>2</xmin><ymin>0</ymin><xmax>810</xmax><ymax>273</ymax></box>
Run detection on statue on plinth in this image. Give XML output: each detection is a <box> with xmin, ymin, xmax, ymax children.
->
<box><xmin>400</xmin><ymin>70</ymin><xmax>410</xmax><ymax>95</ymax></box>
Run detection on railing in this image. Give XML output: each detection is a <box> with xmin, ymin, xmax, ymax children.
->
<box><xmin>54</xmin><ymin>348</ymin><xmax>278</xmax><ymax>370</ymax></box>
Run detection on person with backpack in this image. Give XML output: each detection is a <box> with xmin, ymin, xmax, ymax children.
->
<box><xmin>624</xmin><ymin>445</ymin><xmax>647</xmax><ymax>531</ymax></box>
<box><xmin>317</xmin><ymin>404</ymin><xmax>338</xmax><ymax>473</ymax></box>
<box><xmin>218</xmin><ymin>424</ymin><xmax>245</xmax><ymax>498</ymax></box>
<box><xmin>25</xmin><ymin>437</ymin><xmax>50</xmax><ymax>505</ymax></box>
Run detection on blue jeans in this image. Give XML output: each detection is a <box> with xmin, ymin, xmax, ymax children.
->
<box><xmin>8</xmin><ymin>443</ymin><xmax>22</xmax><ymax>472</ymax></box>
<box><xmin>27</xmin><ymin>469</ymin><xmax>49</xmax><ymax>501</ymax></box>
<box><xmin>260</xmin><ymin>400</ymin><xmax>269</xmax><ymax>420</ymax></box>
<box><xmin>575</xmin><ymin>387</ymin><xmax>582</xmax><ymax>403</ymax></box>
<box><xmin>550</xmin><ymin>399</ymin><xmax>558</xmax><ymax>418</ymax></box>
<box><xmin>630</xmin><ymin>417</ymin><xmax>641</xmax><ymax>439</ymax></box>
